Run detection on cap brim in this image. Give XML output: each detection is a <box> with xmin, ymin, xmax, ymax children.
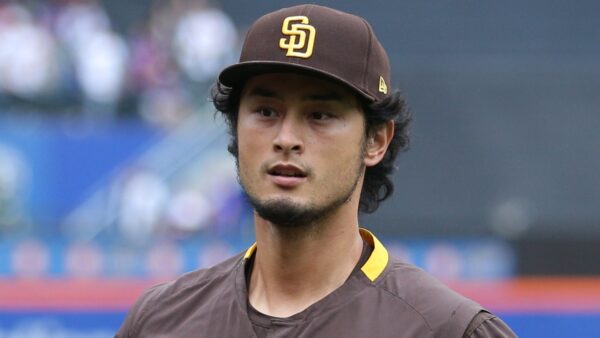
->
<box><xmin>218</xmin><ymin>61</ymin><xmax>376</xmax><ymax>102</ymax></box>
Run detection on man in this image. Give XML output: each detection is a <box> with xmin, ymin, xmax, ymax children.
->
<box><xmin>117</xmin><ymin>4</ymin><xmax>517</xmax><ymax>337</ymax></box>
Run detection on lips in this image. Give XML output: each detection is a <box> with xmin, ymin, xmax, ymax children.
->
<box><xmin>267</xmin><ymin>163</ymin><xmax>307</xmax><ymax>188</ymax></box>
<box><xmin>268</xmin><ymin>164</ymin><xmax>307</xmax><ymax>178</ymax></box>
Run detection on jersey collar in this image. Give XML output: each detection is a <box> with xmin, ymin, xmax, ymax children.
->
<box><xmin>243</xmin><ymin>228</ymin><xmax>389</xmax><ymax>282</ymax></box>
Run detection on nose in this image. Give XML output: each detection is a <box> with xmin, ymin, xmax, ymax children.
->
<box><xmin>273</xmin><ymin>115</ymin><xmax>304</xmax><ymax>154</ymax></box>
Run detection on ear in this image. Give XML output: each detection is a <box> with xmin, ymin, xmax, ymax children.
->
<box><xmin>364</xmin><ymin>120</ymin><xmax>394</xmax><ymax>167</ymax></box>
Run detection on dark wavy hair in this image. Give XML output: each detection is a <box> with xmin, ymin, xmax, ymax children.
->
<box><xmin>211</xmin><ymin>79</ymin><xmax>411</xmax><ymax>213</ymax></box>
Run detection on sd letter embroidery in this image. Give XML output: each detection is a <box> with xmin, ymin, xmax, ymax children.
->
<box><xmin>279</xmin><ymin>16</ymin><xmax>316</xmax><ymax>58</ymax></box>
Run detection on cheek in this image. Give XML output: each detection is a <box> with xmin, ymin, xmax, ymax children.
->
<box><xmin>312</xmin><ymin>129</ymin><xmax>365</xmax><ymax>160</ymax></box>
<box><xmin>237</xmin><ymin>126</ymin><xmax>267</xmax><ymax>169</ymax></box>
<box><xmin>237</xmin><ymin>137</ymin><xmax>255</xmax><ymax>167</ymax></box>
<box><xmin>237</xmin><ymin>113</ymin><xmax>269</xmax><ymax>146</ymax></box>
<box><xmin>237</xmin><ymin>145</ymin><xmax>258</xmax><ymax>187</ymax></box>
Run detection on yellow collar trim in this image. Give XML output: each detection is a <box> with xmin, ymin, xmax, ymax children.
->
<box><xmin>242</xmin><ymin>228</ymin><xmax>389</xmax><ymax>282</ymax></box>
<box><xmin>358</xmin><ymin>228</ymin><xmax>389</xmax><ymax>282</ymax></box>
<box><xmin>244</xmin><ymin>243</ymin><xmax>257</xmax><ymax>259</ymax></box>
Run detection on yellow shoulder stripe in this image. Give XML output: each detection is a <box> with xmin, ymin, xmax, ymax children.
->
<box><xmin>359</xmin><ymin>228</ymin><xmax>389</xmax><ymax>282</ymax></box>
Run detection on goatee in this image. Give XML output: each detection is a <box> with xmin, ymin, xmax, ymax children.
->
<box><xmin>246</xmin><ymin>195</ymin><xmax>347</xmax><ymax>228</ymax></box>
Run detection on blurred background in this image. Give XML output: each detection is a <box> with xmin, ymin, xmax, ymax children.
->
<box><xmin>0</xmin><ymin>0</ymin><xmax>598</xmax><ymax>337</ymax></box>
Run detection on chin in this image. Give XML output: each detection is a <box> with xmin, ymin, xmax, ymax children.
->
<box><xmin>253</xmin><ymin>197</ymin><xmax>316</xmax><ymax>228</ymax></box>
<box><xmin>249</xmin><ymin>192</ymin><xmax>347</xmax><ymax>229</ymax></box>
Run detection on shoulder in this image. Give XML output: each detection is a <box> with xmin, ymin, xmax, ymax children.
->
<box><xmin>464</xmin><ymin>311</ymin><xmax>518</xmax><ymax>338</ymax></box>
<box><xmin>116</xmin><ymin>252</ymin><xmax>245</xmax><ymax>337</ymax></box>
<box><xmin>373</xmin><ymin>257</ymin><xmax>484</xmax><ymax>336</ymax></box>
<box><xmin>144</xmin><ymin>251</ymin><xmax>243</xmax><ymax>305</ymax></box>
<box><xmin>376</xmin><ymin>257</ymin><xmax>481</xmax><ymax>310</ymax></box>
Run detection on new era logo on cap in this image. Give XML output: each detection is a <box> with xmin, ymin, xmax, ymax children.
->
<box><xmin>219</xmin><ymin>4</ymin><xmax>392</xmax><ymax>102</ymax></box>
<box><xmin>379</xmin><ymin>76</ymin><xmax>388</xmax><ymax>94</ymax></box>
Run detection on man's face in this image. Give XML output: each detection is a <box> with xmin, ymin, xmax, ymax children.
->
<box><xmin>236</xmin><ymin>72</ymin><xmax>367</xmax><ymax>227</ymax></box>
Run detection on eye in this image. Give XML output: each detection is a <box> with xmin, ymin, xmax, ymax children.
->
<box><xmin>309</xmin><ymin>111</ymin><xmax>332</xmax><ymax>121</ymax></box>
<box><xmin>255</xmin><ymin>107</ymin><xmax>278</xmax><ymax>118</ymax></box>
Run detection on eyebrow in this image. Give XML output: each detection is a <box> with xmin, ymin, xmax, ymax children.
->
<box><xmin>246</xmin><ymin>86</ymin><xmax>344</xmax><ymax>103</ymax></box>
<box><xmin>246</xmin><ymin>86</ymin><xmax>280</xmax><ymax>99</ymax></box>
<box><xmin>304</xmin><ymin>92</ymin><xmax>343</xmax><ymax>102</ymax></box>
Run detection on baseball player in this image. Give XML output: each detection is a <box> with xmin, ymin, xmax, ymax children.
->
<box><xmin>117</xmin><ymin>4</ymin><xmax>517</xmax><ymax>337</ymax></box>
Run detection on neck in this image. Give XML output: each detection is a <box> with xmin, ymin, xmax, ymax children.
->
<box><xmin>248</xmin><ymin>207</ymin><xmax>364</xmax><ymax>318</ymax></box>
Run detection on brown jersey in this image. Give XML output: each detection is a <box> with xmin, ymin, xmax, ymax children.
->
<box><xmin>116</xmin><ymin>229</ymin><xmax>516</xmax><ymax>337</ymax></box>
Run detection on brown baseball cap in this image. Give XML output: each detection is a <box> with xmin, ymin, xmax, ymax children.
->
<box><xmin>218</xmin><ymin>4</ymin><xmax>391</xmax><ymax>102</ymax></box>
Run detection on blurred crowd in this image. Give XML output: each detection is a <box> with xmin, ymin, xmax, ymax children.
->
<box><xmin>0</xmin><ymin>0</ymin><xmax>239</xmax><ymax>127</ymax></box>
<box><xmin>0</xmin><ymin>0</ymin><xmax>249</xmax><ymax>252</ymax></box>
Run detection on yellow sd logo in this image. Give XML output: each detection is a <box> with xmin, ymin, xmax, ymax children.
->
<box><xmin>279</xmin><ymin>16</ymin><xmax>316</xmax><ymax>58</ymax></box>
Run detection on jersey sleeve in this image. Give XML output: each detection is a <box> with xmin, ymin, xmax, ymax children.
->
<box><xmin>114</xmin><ymin>283</ymin><xmax>167</xmax><ymax>338</ymax></box>
<box><xmin>463</xmin><ymin>311</ymin><xmax>517</xmax><ymax>338</ymax></box>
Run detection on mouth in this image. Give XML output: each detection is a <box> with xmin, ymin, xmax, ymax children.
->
<box><xmin>267</xmin><ymin>164</ymin><xmax>307</xmax><ymax>178</ymax></box>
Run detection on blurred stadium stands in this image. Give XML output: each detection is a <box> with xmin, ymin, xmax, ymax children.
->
<box><xmin>0</xmin><ymin>0</ymin><xmax>599</xmax><ymax>336</ymax></box>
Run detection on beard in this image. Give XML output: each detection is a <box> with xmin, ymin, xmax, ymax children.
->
<box><xmin>244</xmin><ymin>184</ymin><xmax>357</xmax><ymax>228</ymax></box>
<box><xmin>238</xmin><ymin>144</ymin><xmax>366</xmax><ymax>229</ymax></box>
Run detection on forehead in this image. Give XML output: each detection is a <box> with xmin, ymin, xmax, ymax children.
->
<box><xmin>240</xmin><ymin>72</ymin><xmax>361</xmax><ymax>106</ymax></box>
